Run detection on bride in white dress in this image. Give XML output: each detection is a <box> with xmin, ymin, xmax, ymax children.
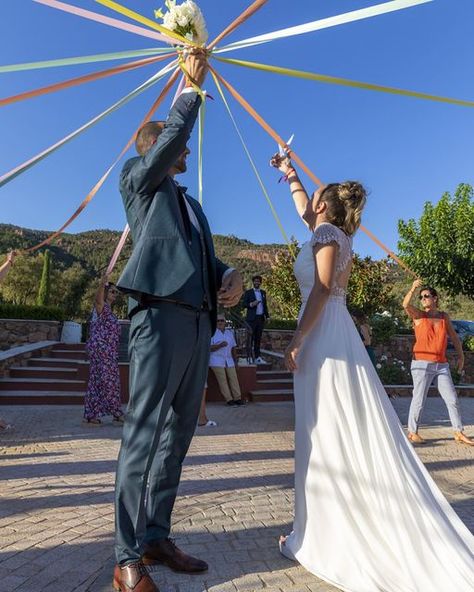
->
<box><xmin>270</xmin><ymin>154</ymin><xmax>474</xmax><ymax>592</ymax></box>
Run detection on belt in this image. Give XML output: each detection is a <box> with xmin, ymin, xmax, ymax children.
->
<box><xmin>139</xmin><ymin>295</ymin><xmax>210</xmax><ymax>312</ymax></box>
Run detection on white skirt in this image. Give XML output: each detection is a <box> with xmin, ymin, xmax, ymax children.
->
<box><xmin>283</xmin><ymin>296</ymin><xmax>474</xmax><ymax>592</ymax></box>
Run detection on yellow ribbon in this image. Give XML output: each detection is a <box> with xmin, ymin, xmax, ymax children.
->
<box><xmin>95</xmin><ymin>0</ymin><xmax>198</xmax><ymax>46</ymax></box>
<box><xmin>215</xmin><ymin>57</ymin><xmax>474</xmax><ymax>109</ymax></box>
<box><xmin>211</xmin><ymin>70</ymin><xmax>295</xmax><ymax>259</ymax></box>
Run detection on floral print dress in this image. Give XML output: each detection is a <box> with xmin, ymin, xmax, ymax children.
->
<box><xmin>83</xmin><ymin>303</ymin><xmax>123</xmax><ymax>420</ymax></box>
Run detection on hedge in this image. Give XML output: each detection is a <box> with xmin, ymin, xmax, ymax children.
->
<box><xmin>0</xmin><ymin>303</ymin><xmax>67</xmax><ymax>321</ymax></box>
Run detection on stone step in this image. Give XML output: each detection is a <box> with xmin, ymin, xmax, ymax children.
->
<box><xmin>0</xmin><ymin>377</ymin><xmax>86</xmax><ymax>392</ymax></box>
<box><xmin>249</xmin><ymin>388</ymin><xmax>294</xmax><ymax>402</ymax></box>
<box><xmin>0</xmin><ymin>390</ymin><xmax>84</xmax><ymax>405</ymax></box>
<box><xmin>52</xmin><ymin>343</ymin><xmax>86</xmax><ymax>351</ymax></box>
<box><xmin>28</xmin><ymin>357</ymin><xmax>82</xmax><ymax>368</ymax></box>
<box><xmin>256</xmin><ymin>378</ymin><xmax>294</xmax><ymax>390</ymax></box>
<box><xmin>9</xmin><ymin>366</ymin><xmax>79</xmax><ymax>380</ymax></box>
<box><xmin>256</xmin><ymin>370</ymin><xmax>292</xmax><ymax>380</ymax></box>
<box><xmin>50</xmin><ymin>350</ymin><xmax>87</xmax><ymax>360</ymax></box>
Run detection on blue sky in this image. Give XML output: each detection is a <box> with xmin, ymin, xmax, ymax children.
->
<box><xmin>1</xmin><ymin>0</ymin><xmax>473</xmax><ymax>259</ymax></box>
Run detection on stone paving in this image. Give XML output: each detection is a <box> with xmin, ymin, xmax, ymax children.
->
<box><xmin>0</xmin><ymin>398</ymin><xmax>473</xmax><ymax>592</ymax></box>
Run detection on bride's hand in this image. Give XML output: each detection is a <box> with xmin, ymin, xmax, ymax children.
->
<box><xmin>285</xmin><ymin>335</ymin><xmax>303</xmax><ymax>372</ymax></box>
<box><xmin>270</xmin><ymin>152</ymin><xmax>294</xmax><ymax>175</ymax></box>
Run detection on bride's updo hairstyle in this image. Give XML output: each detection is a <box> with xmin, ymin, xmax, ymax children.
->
<box><xmin>319</xmin><ymin>181</ymin><xmax>367</xmax><ymax>236</ymax></box>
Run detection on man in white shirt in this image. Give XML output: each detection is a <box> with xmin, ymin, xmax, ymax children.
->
<box><xmin>209</xmin><ymin>315</ymin><xmax>244</xmax><ymax>406</ymax></box>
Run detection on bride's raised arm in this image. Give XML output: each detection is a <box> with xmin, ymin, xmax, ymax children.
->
<box><xmin>270</xmin><ymin>153</ymin><xmax>312</xmax><ymax>228</ymax></box>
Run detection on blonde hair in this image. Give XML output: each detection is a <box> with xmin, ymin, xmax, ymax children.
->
<box><xmin>320</xmin><ymin>181</ymin><xmax>367</xmax><ymax>236</ymax></box>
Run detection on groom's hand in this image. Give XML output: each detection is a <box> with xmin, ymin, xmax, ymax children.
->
<box><xmin>218</xmin><ymin>270</ymin><xmax>243</xmax><ymax>308</ymax></box>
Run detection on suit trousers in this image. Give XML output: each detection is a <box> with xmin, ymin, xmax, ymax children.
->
<box><xmin>248</xmin><ymin>315</ymin><xmax>265</xmax><ymax>358</ymax></box>
<box><xmin>408</xmin><ymin>360</ymin><xmax>463</xmax><ymax>433</ymax></box>
<box><xmin>115</xmin><ymin>302</ymin><xmax>211</xmax><ymax>565</ymax></box>
<box><xmin>210</xmin><ymin>366</ymin><xmax>241</xmax><ymax>402</ymax></box>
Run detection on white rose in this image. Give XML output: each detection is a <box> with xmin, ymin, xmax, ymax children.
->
<box><xmin>376</xmin><ymin>363</ymin><xmax>382</xmax><ymax>369</ymax></box>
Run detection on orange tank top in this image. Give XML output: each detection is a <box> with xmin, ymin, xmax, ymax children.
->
<box><xmin>413</xmin><ymin>314</ymin><xmax>448</xmax><ymax>363</ymax></box>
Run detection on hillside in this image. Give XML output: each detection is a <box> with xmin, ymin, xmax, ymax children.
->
<box><xmin>0</xmin><ymin>224</ymin><xmax>283</xmax><ymax>277</ymax></box>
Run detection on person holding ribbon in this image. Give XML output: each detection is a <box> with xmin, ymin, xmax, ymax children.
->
<box><xmin>83</xmin><ymin>274</ymin><xmax>123</xmax><ymax>426</ymax></box>
<box><xmin>403</xmin><ymin>279</ymin><xmax>473</xmax><ymax>446</ymax></box>
<box><xmin>113</xmin><ymin>49</ymin><xmax>242</xmax><ymax>592</ymax></box>
<box><xmin>269</xmin><ymin>152</ymin><xmax>474</xmax><ymax>592</ymax></box>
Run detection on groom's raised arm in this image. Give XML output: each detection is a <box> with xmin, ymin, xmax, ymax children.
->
<box><xmin>121</xmin><ymin>92</ymin><xmax>202</xmax><ymax>196</ymax></box>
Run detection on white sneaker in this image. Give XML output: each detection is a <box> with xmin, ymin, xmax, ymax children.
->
<box><xmin>256</xmin><ymin>356</ymin><xmax>267</xmax><ymax>364</ymax></box>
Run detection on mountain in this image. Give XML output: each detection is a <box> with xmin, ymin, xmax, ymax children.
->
<box><xmin>0</xmin><ymin>223</ymin><xmax>284</xmax><ymax>281</ymax></box>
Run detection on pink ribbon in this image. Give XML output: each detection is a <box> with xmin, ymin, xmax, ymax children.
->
<box><xmin>106</xmin><ymin>224</ymin><xmax>130</xmax><ymax>276</ymax></box>
<box><xmin>33</xmin><ymin>0</ymin><xmax>180</xmax><ymax>44</ymax></box>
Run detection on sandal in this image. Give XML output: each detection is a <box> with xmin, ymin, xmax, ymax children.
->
<box><xmin>82</xmin><ymin>418</ymin><xmax>102</xmax><ymax>426</ymax></box>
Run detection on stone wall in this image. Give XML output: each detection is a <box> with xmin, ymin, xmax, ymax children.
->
<box><xmin>261</xmin><ymin>329</ymin><xmax>474</xmax><ymax>381</ymax></box>
<box><xmin>0</xmin><ymin>319</ymin><xmax>62</xmax><ymax>350</ymax></box>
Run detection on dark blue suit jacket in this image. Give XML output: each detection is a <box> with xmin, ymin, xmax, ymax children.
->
<box><xmin>117</xmin><ymin>91</ymin><xmax>228</xmax><ymax>331</ymax></box>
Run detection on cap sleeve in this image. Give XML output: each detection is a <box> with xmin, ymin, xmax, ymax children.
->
<box><xmin>310</xmin><ymin>223</ymin><xmax>342</xmax><ymax>248</ymax></box>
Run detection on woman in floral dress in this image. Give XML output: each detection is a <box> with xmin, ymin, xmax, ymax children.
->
<box><xmin>83</xmin><ymin>275</ymin><xmax>124</xmax><ymax>426</ymax></box>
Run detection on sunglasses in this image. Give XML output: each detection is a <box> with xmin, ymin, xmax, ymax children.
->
<box><xmin>419</xmin><ymin>294</ymin><xmax>432</xmax><ymax>300</ymax></box>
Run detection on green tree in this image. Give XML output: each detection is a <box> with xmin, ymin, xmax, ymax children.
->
<box><xmin>266</xmin><ymin>241</ymin><xmax>301</xmax><ymax>319</ymax></box>
<box><xmin>0</xmin><ymin>253</ymin><xmax>44</xmax><ymax>305</ymax></box>
<box><xmin>347</xmin><ymin>255</ymin><xmax>393</xmax><ymax>317</ymax></box>
<box><xmin>37</xmin><ymin>250</ymin><xmax>52</xmax><ymax>306</ymax></box>
<box><xmin>398</xmin><ymin>183</ymin><xmax>474</xmax><ymax>298</ymax></box>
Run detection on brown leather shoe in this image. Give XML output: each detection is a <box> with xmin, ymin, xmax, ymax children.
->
<box><xmin>454</xmin><ymin>431</ymin><xmax>474</xmax><ymax>446</ymax></box>
<box><xmin>407</xmin><ymin>432</ymin><xmax>426</xmax><ymax>444</ymax></box>
<box><xmin>112</xmin><ymin>561</ymin><xmax>159</xmax><ymax>592</ymax></box>
<box><xmin>142</xmin><ymin>538</ymin><xmax>208</xmax><ymax>573</ymax></box>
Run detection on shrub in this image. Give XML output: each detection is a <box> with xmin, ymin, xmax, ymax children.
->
<box><xmin>371</xmin><ymin>313</ymin><xmax>399</xmax><ymax>345</ymax></box>
<box><xmin>0</xmin><ymin>303</ymin><xmax>67</xmax><ymax>321</ymax></box>
<box><xmin>265</xmin><ymin>318</ymin><xmax>297</xmax><ymax>330</ymax></box>
<box><xmin>463</xmin><ymin>336</ymin><xmax>474</xmax><ymax>352</ymax></box>
<box><xmin>375</xmin><ymin>357</ymin><xmax>411</xmax><ymax>384</ymax></box>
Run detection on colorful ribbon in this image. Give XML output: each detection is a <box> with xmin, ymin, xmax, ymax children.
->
<box><xmin>33</xmin><ymin>0</ymin><xmax>174</xmax><ymax>43</ymax></box>
<box><xmin>210</xmin><ymin>66</ymin><xmax>414</xmax><ymax>273</ymax></box>
<box><xmin>106</xmin><ymin>225</ymin><xmax>130</xmax><ymax>275</ymax></box>
<box><xmin>215</xmin><ymin>0</ymin><xmax>432</xmax><ymax>54</ymax></box>
<box><xmin>95</xmin><ymin>0</ymin><xmax>192</xmax><ymax>46</ymax></box>
<box><xmin>208</xmin><ymin>0</ymin><xmax>269</xmax><ymax>50</ymax></box>
<box><xmin>215</xmin><ymin>57</ymin><xmax>474</xmax><ymax>109</ymax></box>
<box><xmin>0</xmin><ymin>59</ymin><xmax>178</xmax><ymax>189</ymax></box>
<box><xmin>0</xmin><ymin>53</ymin><xmax>174</xmax><ymax>108</ymax></box>
<box><xmin>27</xmin><ymin>68</ymin><xmax>180</xmax><ymax>253</ymax></box>
<box><xmin>0</xmin><ymin>47</ymin><xmax>174</xmax><ymax>74</ymax></box>
<box><xmin>211</xmin><ymin>71</ymin><xmax>294</xmax><ymax>258</ymax></box>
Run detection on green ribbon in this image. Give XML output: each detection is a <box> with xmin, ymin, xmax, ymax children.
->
<box><xmin>0</xmin><ymin>47</ymin><xmax>174</xmax><ymax>74</ymax></box>
<box><xmin>211</xmin><ymin>71</ymin><xmax>294</xmax><ymax>258</ymax></box>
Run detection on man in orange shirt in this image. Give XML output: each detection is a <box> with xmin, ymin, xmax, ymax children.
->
<box><xmin>403</xmin><ymin>279</ymin><xmax>473</xmax><ymax>445</ymax></box>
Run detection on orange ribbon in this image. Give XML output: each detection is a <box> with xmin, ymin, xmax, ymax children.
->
<box><xmin>208</xmin><ymin>0</ymin><xmax>269</xmax><ymax>50</ymax></box>
<box><xmin>210</xmin><ymin>66</ymin><xmax>415</xmax><ymax>275</ymax></box>
<box><xmin>0</xmin><ymin>53</ymin><xmax>174</xmax><ymax>108</ymax></box>
<box><xmin>26</xmin><ymin>68</ymin><xmax>180</xmax><ymax>253</ymax></box>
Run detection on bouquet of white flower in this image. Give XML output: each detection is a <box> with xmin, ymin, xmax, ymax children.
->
<box><xmin>155</xmin><ymin>0</ymin><xmax>208</xmax><ymax>46</ymax></box>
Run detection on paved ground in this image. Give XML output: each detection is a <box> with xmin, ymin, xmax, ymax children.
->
<box><xmin>0</xmin><ymin>398</ymin><xmax>473</xmax><ymax>592</ymax></box>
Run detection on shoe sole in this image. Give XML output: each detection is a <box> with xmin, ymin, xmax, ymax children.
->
<box><xmin>142</xmin><ymin>556</ymin><xmax>208</xmax><ymax>573</ymax></box>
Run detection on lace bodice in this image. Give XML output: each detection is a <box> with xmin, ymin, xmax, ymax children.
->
<box><xmin>294</xmin><ymin>222</ymin><xmax>352</xmax><ymax>304</ymax></box>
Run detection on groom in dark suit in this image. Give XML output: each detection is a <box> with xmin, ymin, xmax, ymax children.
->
<box><xmin>243</xmin><ymin>275</ymin><xmax>270</xmax><ymax>363</ymax></box>
<box><xmin>113</xmin><ymin>50</ymin><xmax>242</xmax><ymax>592</ymax></box>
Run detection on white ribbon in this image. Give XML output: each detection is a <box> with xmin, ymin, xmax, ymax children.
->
<box><xmin>215</xmin><ymin>0</ymin><xmax>433</xmax><ymax>54</ymax></box>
